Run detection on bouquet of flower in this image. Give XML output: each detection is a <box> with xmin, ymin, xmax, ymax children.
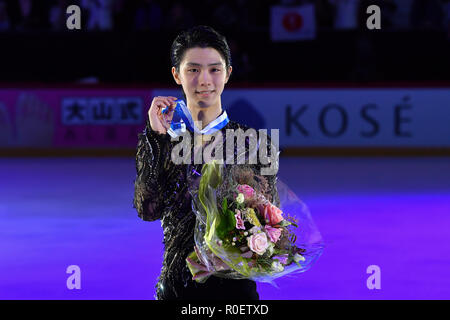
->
<box><xmin>186</xmin><ymin>161</ymin><xmax>324</xmax><ymax>284</ymax></box>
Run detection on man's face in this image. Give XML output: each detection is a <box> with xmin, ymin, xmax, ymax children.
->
<box><xmin>172</xmin><ymin>47</ymin><xmax>232</xmax><ymax>109</ymax></box>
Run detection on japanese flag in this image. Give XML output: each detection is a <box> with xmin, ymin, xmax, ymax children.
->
<box><xmin>270</xmin><ymin>4</ymin><xmax>316</xmax><ymax>41</ymax></box>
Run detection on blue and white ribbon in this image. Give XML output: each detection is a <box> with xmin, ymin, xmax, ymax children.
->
<box><xmin>162</xmin><ymin>100</ymin><xmax>229</xmax><ymax>138</ymax></box>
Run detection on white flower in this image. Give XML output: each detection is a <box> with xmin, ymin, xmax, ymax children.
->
<box><xmin>271</xmin><ymin>260</ymin><xmax>284</xmax><ymax>272</ymax></box>
<box><xmin>236</xmin><ymin>193</ymin><xmax>245</xmax><ymax>204</ymax></box>
<box><xmin>244</xmin><ymin>231</ymin><xmax>248</xmax><ymax>236</ymax></box>
<box><xmin>232</xmin><ymin>237</ymin><xmax>237</xmax><ymax>242</ymax></box>
<box><xmin>293</xmin><ymin>253</ymin><xmax>305</xmax><ymax>263</ymax></box>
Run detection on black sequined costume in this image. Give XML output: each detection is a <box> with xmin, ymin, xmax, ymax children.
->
<box><xmin>133</xmin><ymin>118</ymin><xmax>279</xmax><ymax>300</ymax></box>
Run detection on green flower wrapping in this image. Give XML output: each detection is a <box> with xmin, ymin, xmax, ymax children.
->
<box><xmin>186</xmin><ymin>160</ymin><xmax>324</xmax><ymax>285</ymax></box>
<box><xmin>187</xmin><ymin>161</ymin><xmax>251</xmax><ymax>281</ymax></box>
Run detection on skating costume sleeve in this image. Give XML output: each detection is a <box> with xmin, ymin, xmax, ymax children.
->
<box><xmin>133</xmin><ymin>118</ymin><xmax>175</xmax><ymax>222</ymax></box>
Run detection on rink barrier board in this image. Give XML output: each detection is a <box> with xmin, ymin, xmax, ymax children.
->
<box><xmin>1</xmin><ymin>85</ymin><xmax>449</xmax><ymax>152</ymax></box>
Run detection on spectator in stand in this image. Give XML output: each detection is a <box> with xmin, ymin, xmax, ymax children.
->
<box><xmin>389</xmin><ymin>0</ymin><xmax>414</xmax><ymax>30</ymax></box>
<box><xmin>0</xmin><ymin>0</ymin><xmax>10</xmax><ymax>30</ymax></box>
<box><xmin>8</xmin><ymin>0</ymin><xmax>51</xmax><ymax>30</ymax></box>
<box><xmin>329</xmin><ymin>0</ymin><xmax>360</xmax><ymax>30</ymax></box>
<box><xmin>17</xmin><ymin>0</ymin><xmax>33</xmax><ymax>29</ymax></box>
<box><xmin>81</xmin><ymin>0</ymin><xmax>114</xmax><ymax>31</ymax></box>
<box><xmin>134</xmin><ymin>0</ymin><xmax>163</xmax><ymax>31</ymax></box>
<box><xmin>49</xmin><ymin>0</ymin><xmax>72</xmax><ymax>30</ymax></box>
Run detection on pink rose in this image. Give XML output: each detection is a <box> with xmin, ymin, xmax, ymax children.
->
<box><xmin>247</xmin><ymin>232</ymin><xmax>268</xmax><ymax>255</ymax></box>
<box><xmin>235</xmin><ymin>209</ymin><xmax>245</xmax><ymax>230</ymax></box>
<box><xmin>264</xmin><ymin>225</ymin><xmax>282</xmax><ymax>243</ymax></box>
<box><xmin>236</xmin><ymin>184</ymin><xmax>256</xmax><ymax>200</ymax></box>
<box><xmin>261</xmin><ymin>203</ymin><xmax>284</xmax><ymax>226</ymax></box>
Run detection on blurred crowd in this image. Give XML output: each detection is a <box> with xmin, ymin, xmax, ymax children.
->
<box><xmin>0</xmin><ymin>0</ymin><xmax>448</xmax><ymax>83</ymax></box>
<box><xmin>0</xmin><ymin>0</ymin><xmax>449</xmax><ymax>33</ymax></box>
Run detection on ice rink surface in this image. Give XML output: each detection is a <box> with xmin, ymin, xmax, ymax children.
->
<box><xmin>1</xmin><ymin>156</ymin><xmax>449</xmax><ymax>299</ymax></box>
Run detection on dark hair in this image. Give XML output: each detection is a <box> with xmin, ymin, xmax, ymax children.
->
<box><xmin>170</xmin><ymin>25</ymin><xmax>232</xmax><ymax>74</ymax></box>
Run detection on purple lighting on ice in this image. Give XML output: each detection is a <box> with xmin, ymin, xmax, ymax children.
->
<box><xmin>0</xmin><ymin>157</ymin><xmax>449</xmax><ymax>299</ymax></box>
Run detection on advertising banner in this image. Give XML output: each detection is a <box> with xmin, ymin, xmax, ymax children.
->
<box><xmin>1</xmin><ymin>87</ymin><xmax>449</xmax><ymax>150</ymax></box>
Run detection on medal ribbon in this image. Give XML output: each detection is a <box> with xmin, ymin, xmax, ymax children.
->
<box><xmin>162</xmin><ymin>100</ymin><xmax>229</xmax><ymax>138</ymax></box>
